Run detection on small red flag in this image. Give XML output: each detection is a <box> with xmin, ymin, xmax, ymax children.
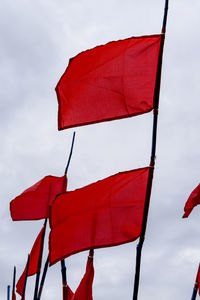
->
<box><xmin>72</xmin><ymin>255</ymin><xmax>94</xmax><ymax>300</ymax></box>
<box><xmin>10</xmin><ymin>175</ymin><xmax>67</xmax><ymax>220</ymax></box>
<box><xmin>16</xmin><ymin>225</ymin><xmax>46</xmax><ymax>296</ymax></box>
<box><xmin>182</xmin><ymin>184</ymin><xmax>200</xmax><ymax>218</ymax></box>
<box><xmin>64</xmin><ymin>255</ymin><xmax>94</xmax><ymax>300</ymax></box>
<box><xmin>56</xmin><ymin>35</ymin><xmax>162</xmax><ymax>130</ymax></box>
<box><xmin>49</xmin><ymin>167</ymin><xmax>149</xmax><ymax>265</ymax></box>
<box><xmin>196</xmin><ymin>264</ymin><xmax>200</xmax><ymax>295</ymax></box>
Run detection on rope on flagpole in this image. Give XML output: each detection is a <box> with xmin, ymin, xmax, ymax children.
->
<box><xmin>132</xmin><ymin>1</ymin><xmax>169</xmax><ymax>299</ymax></box>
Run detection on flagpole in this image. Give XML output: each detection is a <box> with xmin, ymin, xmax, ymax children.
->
<box><xmin>37</xmin><ymin>257</ymin><xmax>49</xmax><ymax>300</ymax></box>
<box><xmin>132</xmin><ymin>1</ymin><xmax>169</xmax><ymax>300</ymax></box>
<box><xmin>61</xmin><ymin>131</ymin><xmax>76</xmax><ymax>300</ymax></box>
<box><xmin>7</xmin><ymin>285</ymin><xmax>10</xmax><ymax>300</ymax></box>
<box><xmin>21</xmin><ymin>254</ymin><xmax>30</xmax><ymax>300</ymax></box>
<box><xmin>191</xmin><ymin>284</ymin><xmax>198</xmax><ymax>300</ymax></box>
<box><xmin>12</xmin><ymin>266</ymin><xmax>16</xmax><ymax>299</ymax></box>
<box><xmin>33</xmin><ymin>220</ymin><xmax>47</xmax><ymax>300</ymax></box>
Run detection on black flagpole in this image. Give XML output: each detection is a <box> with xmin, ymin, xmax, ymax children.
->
<box><xmin>7</xmin><ymin>285</ymin><xmax>10</xmax><ymax>300</ymax></box>
<box><xmin>61</xmin><ymin>132</ymin><xmax>76</xmax><ymax>300</ymax></box>
<box><xmin>12</xmin><ymin>266</ymin><xmax>16</xmax><ymax>299</ymax></box>
<box><xmin>21</xmin><ymin>254</ymin><xmax>30</xmax><ymax>300</ymax></box>
<box><xmin>191</xmin><ymin>264</ymin><xmax>200</xmax><ymax>300</ymax></box>
<box><xmin>33</xmin><ymin>219</ymin><xmax>47</xmax><ymax>300</ymax></box>
<box><xmin>132</xmin><ymin>1</ymin><xmax>169</xmax><ymax>300</ymax></box>
<box><xmin>37</xmin><ymin>257</ymin><xmax>49</xmax><ymax>300</ymax></box>
<box><xmin>191</xmin><ymin>285</ymin><xmax>198</xmax><ymax>300</ymax></box>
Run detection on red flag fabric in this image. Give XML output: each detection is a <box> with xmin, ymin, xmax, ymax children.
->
<box><xmin>10</xmin><ymin>175</ymin><xmax>67</xmax><ymax>220</ymax></box>
<box><xmin>196</xmin><ymin>264</ymin><xmax>200</xmax><ymax>295</ymax></box>
<box><xmin>182</xmin><ymin>184</ymin><xmax>200</xmax><ymax>218</ymax></box>
<box><xmin>16</xmin><ymin>225</ymin><xmax>46</xmax><ymax>296</ymax></box>
<box><xmin>49</xmin><ymin>167</ymin><xmax>149</xmax><ymax>265</ymax></box>
<box><xmin>56</xmin><ymin>35</ymin><xmax>162</xmax><ymax>130</ymax></box>
<box><xmin>72</xmin><ymin>255</ymin><xmax>94</xmax><ymax>300</ymax></box>
<box><xmin>64</xmin><ymin>255</ymin><xmax>94</xmax><ymax>300</ymax></box>
<box><xmin>66</xmin><ymin>286</ymin><xmax>74</xmax><ymax>300</ymax></box>
<box><xmin>12</xmin><ymin>293</ymin><xmax>16</xmax><ymax>300</ymax></box>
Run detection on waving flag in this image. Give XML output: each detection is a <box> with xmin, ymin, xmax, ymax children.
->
<box><xmin>10</xmin><ymin>175</ymin><xmax>67</xmax><ymax>220</ymax></box>
<box><xmin>64</xmin><ymin>255</ymin><xmax>94</xmax><ymax>300</ymax></box>
<box><xmin>16</xmin><ymin>225</ymin><xmax>46</xmax><ymax>296</ymax></box>
<box><xmin>56</xmin><ymin>35</ymin><xmax>162</xmax><ymax>130</ymax></box>
<box><xmin>183</xmin><ymin>184</ymin><xmax>200</xmax><ymax>218</ymax></box>
<box><xmin>49</xmin><ymin>167</ymin><xmax>149</xmax><ymax>265</ymax></box>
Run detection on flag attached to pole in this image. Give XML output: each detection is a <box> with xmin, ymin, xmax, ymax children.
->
<box><xmin>16</xmin><ymin>225</ymin><xmax>46</xmax><ymax>296</ymax></box>
<box><xmin>56</xmin><ymin>35</ymin><xmax>162</xmax><ymax>130</ymax></box>
<box><xmin>64</xmin><ymin>254</ymin><xmax>94</xmax><ymax>300</ymax></box>
<box><xmin>182</xmin><ymin>184</ymin><xmax>200</xmax><ymax>218</ymax></box>
<box><xmin>196</xmin><ymin>264</ymin><xmax>200</xmax><ymax>296</ymax></box>
<box><xmin>10</xmin><ymin>175</ymin><xmax>67</xmax><ymax>220</ymax></box>
<box><xmin>49</xmin><ymin>167</ymin><xmax>149</xmax><ymax>265</ymax></box>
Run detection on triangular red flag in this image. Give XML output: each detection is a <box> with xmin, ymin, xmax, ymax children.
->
<box><xmin>64</xmin><ymin>255</ymin><xmax>94</xmax><ymax>300</ymax></box>
<box><xmin>196</xmin><ymin>264</ymin><xmax>200</xmax><ymax>295</ymax></box>
<box><xmin>182</xmin><ymin>184</ymin><xmax>200</xmax><ymax>218</ymax></box>
<box><xmin>49</xmin><ymin>167</ymin><xmax>149</xmax><ymax>265</ymax></box>
<box><xmin>10</xmin><ymin>175</ymin><xmax>67</xmax><ymax>220</ymax></box>
<box><xmin>71</xmin><ymin>255</ymin><xmax>94</xmax><ymax>300</ymax></box>
<box><xmin>56</xmin><ymin>35</ymin><xmax>162</xmax><ymax>130</ymax></box>
<box><xmin>16</xmin><ymin>225</ymin><xmax>46</xmax><ymax>296</ymax></box>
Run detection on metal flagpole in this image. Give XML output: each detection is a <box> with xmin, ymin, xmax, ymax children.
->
<box><xmin>61</xmin><ymin>132</ymin><xmax>76</xmax><ymax>300</ymax></box>
<box><xmin>33</xmin><ymin>219</ymin><xmax>47</xmax><ymax>300</ymax></box>
<box><xmin>7</xmin><ymin>285</ymin><xmax>10</xmax><ymax>300</ymax></box>
<box><xmin>37</xmin><ymin>257</ymin><xmax>49</xmax><ymax>300</ymax></box>
<box><xmin>21</xmin><ymin>254</ymin><xmax>30</xmax><ymax>300</ymax></box>
<box><xmin>132</xmin><ymin>1</ymin><xmax>169</xmax><ymax>300</ymax></box>
<box><xmin>11</xmin><ymin>266</ymin><xmax>16</xmax><ymax>300</ymax></box>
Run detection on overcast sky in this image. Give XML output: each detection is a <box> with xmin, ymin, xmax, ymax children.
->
<box><xmin>1</xmin><ymin>0</ymin><xmax>200</xmax><ymax>299</ymax></box>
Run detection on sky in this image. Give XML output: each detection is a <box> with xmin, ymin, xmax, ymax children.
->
<box><xmin>1</xmin><ymin>0</ymin><xmax>200</xmax><ymax>299</ymax></box>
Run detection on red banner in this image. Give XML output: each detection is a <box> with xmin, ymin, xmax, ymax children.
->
<box><xmin>49</xmin><ymin>167</ymin><xmax>149</xmax><ymax>265</ymax></box>
<box><xmin>56</xmin><ymin>35</ymin><xmax>162</xmax><ymax>130</ymax></box>
<box><xmin>10</xmin><ymin>175</ymin><xmax>67</xmax><ymax>220</ymax></box>
<box><xmin>183</xmin><ymin>184</ymin><xmax>200</xmax><ymax>218</ymax></box>
<box><xmin>16</xmin><ymin>225</ymin><xmax>46</xmax><ymax>296</ymax></box>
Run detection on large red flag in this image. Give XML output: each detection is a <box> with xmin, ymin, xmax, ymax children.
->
<box><xmin>182</xmin><ymin>184</ymin><xmax>200</xmax><ymax>218</ymax></box>
<box><xmin>49</xmin><ymin>167</ymin><xmax>149</xmax><ymax>265</ymax></box>
<box><xmin>56</xmin><ymin>35</ymin><xmax>162</xmax><ymax>130</ymax></box>
<box><xmin>16</xmin><ymin>225</ymin><xmax>46</xmax><ymax>296</ymax></box>
<box><xmin>10</xmin><ymin>175</ymin><xmax>67</xmax><ymax>220</ymax></box>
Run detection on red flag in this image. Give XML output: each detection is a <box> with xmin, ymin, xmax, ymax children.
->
<box><xmin>196</xmin><ymin>264</ymin><xmax>200</xmax><ymax>295</ymax></box>
<box><xmin>16</xmin><ymin>225</ymin><xmax>46</xmax><ymax>296</ymax></box>
<box><xmin>64</xmin><ymin>255</ymin><xmax>94</xmax><ymax>300</ymax></box>
<box><xmin>49</xmin><ymin>167</ymin><xmax>149</xmax><ymax>265</ymax></box>
<box><xmin>10</xmin><ymin>175</ymin><xmax>67</xmax><ymax>220</ymax></box>
<box><xmin>12</xmin><ymin>293</ymin><xmax>16</xmax><ymax>300</ymax></box>
<box><xmin>56</xmin><ymin>35</ymin><xmax>162</xmax><ymax>130</ymax></box>
<box><xmin>72</xmin><ymin>255</ymin><xmax>94</xmax><ymax>300</ymax></box>
<box><xmin>65</xmin><ymin>286</ymin><xmax>74</xmax><ymax>300</ymax></box>
<box><xmin>182</xmin><ymin>184</ymin><xmax>200</xmax><ymax>218</ymax></box>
